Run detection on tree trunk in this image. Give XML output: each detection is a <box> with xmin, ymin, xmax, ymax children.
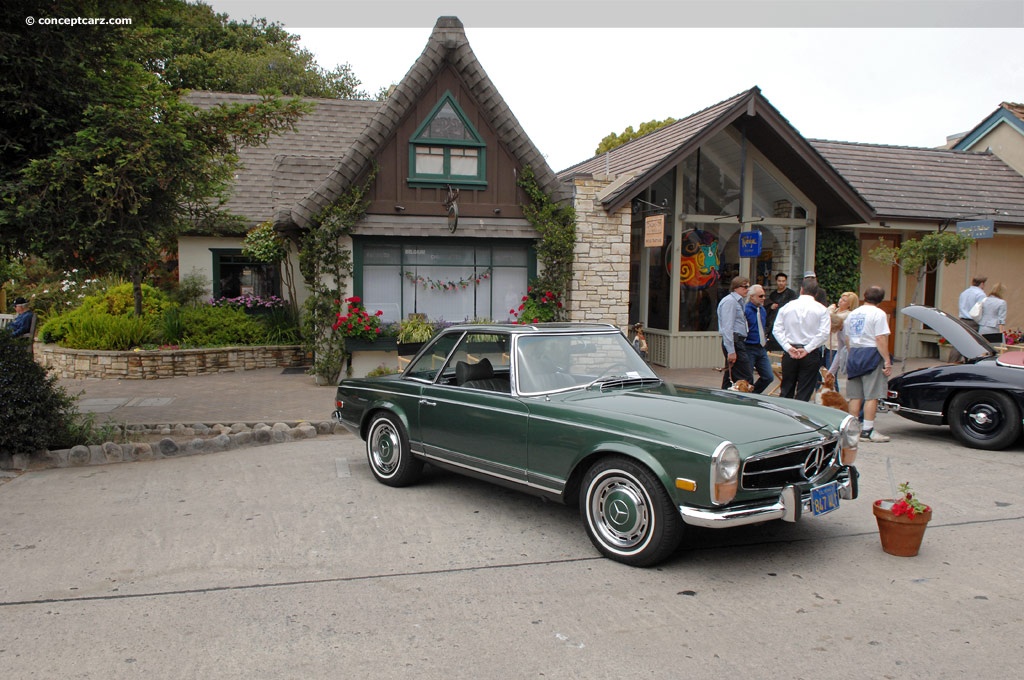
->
<box><xmin>132</xmin><ymin>269</ymin><xmax>144</xmax><ymax>317</ymax></box>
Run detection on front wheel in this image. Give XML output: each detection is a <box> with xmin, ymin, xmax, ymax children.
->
<box><xmin>580</xmin><ymin>457</ymin><xmax>683</xmax><ymax>567</ymax></box>
<box><xmin>365</xmin><ymin>413</ymin><xmax>423</xmax><ymax>486</ymax></box>
<box><xmin>948</xmin><ymin>390</ymin><xmax>1022</xmax><ymax>450</ymax></box>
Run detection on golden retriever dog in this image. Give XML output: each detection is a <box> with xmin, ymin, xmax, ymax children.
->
<box><xmin>814</xmin><ymin>367</ymin><xmax>849</xmax><ymax>412</ymax></box>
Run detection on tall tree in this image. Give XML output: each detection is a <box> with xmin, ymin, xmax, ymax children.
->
<box><xmin>595</xmin><ymin>118</ymin><xmax>677</xmax><ymax>155</ymax></box>
<box><xmin>1</xmin><ymin>1</ymin><xmax>309</xmax><ymax>314</ymax></box>
<box><xmin>142</xmin><ymin>3</ymin><xmax>368</xmax><ymax>98</ymax></box>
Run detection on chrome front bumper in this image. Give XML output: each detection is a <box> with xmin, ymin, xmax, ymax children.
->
<box><xmin>677</xmin><ymin>465</ymin><xmax>859</xmax><ymax>529</ymax></box>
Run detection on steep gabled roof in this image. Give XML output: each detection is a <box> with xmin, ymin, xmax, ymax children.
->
<box><xmin>284</xmin><ymin>16</ymin><xmax>563</xmax><ymax>230</ymax></box>
<box><xmin>953</xmin><ymin>101</ymin><xmax>1024</xmax><ymax>152</ymax></box>
<box><xmin>186</xmin><ymin>91</ymin><xmax>380</xmax><ymax>226</ymax></box>
<box><xmin>811</xmin><ymin>140</ymin><xmax>1024</xmax><ymax>226</ymax></box>
<box><xmin>557</xmin><ymin>87</ymin><xmax>873</xmax><ymax>225</ymax></box>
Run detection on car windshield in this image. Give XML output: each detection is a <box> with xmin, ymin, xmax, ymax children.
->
<box><xmin>515</xmin><ymin>331</ymin><xmax>658</xmax><ymax>394</ymax></box>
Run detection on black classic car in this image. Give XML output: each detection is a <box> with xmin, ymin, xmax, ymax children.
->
<box><xmin>334</xmin><ymin>323</ymin><xmax>860</xmax><ymax>567</ymax></box>
<box><xmin>882</xmin><ymin>306</ymin><xmax>1024</xmax><ymax>450</ymax></box>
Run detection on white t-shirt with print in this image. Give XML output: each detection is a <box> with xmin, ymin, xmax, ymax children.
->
<box><xmin>844</xmin><ymin>304</ymin><xmax>889</xmax><ymax>349</ymax></box>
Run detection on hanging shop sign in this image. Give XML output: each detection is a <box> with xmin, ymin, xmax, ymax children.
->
<box><xmin>738</xmin><ymin>230</ymin><xmax>763</xmax><ymax>257</ymax></box>
<box><xmin>955</xmin><ymin>219</ymin><xmax>994</xmax><ymax>239</ymax></box>
<box><xmin>644</xmin><ymin>214</ymin><xmax>666</xmax><ymax>247</ymax></box>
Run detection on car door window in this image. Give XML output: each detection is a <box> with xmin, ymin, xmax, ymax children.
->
<box><xmin>405</xmin><ymin>333</ymin><xmax>460</xmax><ymax>383</ymax></box>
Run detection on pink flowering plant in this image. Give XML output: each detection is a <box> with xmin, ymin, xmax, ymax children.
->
<box><xmin>890</xmin><ymin>481</ymin><xmax>931</xmax><ymax>520</ymax></box>
<box><xmin>510</xmin><ymin>286</ymin><xmax>563</xmax><ymax>324</ymax></box>
<box><xmin>332</xmin><ymin>296</ymin><xmax>384</xmax><ymax>342</ymax></box>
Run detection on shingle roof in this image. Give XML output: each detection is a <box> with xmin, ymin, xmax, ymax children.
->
<box><xmin>186</xmin><ymin>91</ymin><xmax>380</xmax><ymax>226</ymax></box>
<box><xmin>558</xmin><ymin>90</ymin><xmax>751</xmax><ymax>209</ymax></box>
<box><xmin>1001</xmin><ymin>101</ymin><xmax>1024</xmax><ymax>121</ymax></box>
<box><xmin>556</xmin><ymin>87</ymin><xmax>872</xmax><ymax>224</ymax></box>
<box><xmin>285</xmin><ymin>16</ymin><xmax>564</xmax><ymax>230</ymax></box>
<box><xmin>811</xmin><ymin>140</ymin><xmax>1024</xmax><ymax>226</ymax></box>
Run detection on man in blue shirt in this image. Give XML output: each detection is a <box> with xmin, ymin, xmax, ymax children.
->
<box><xmin>743</xmin><ymin>284</ymin><xmax>774</xmax><ymax>394</ymax></box>
<box><xmin>950</xmin><ymin>276</ymin><xmax>986</xmax><ymax>363</ymax></box>
<box><xmin>957</xmin><ymin>276</ymin><xmax>986</xmax><ymax>330</ymax></box>
<box><xmin>717</xmin><ymin>276</ymin><xmax>753</xmax><ymax>388</ymax></box>
<box><xmin>7</xmin><ymin>297</ymin><xmax>35</xmax><ymax>340</ymax></box>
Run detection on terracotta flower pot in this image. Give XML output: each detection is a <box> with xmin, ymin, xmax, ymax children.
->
<box><xmin>873</xmin><ymin>500</ymin><xmax>932</xmax><ymax>557</ymax></box>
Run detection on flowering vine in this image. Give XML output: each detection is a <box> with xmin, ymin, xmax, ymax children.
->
<box><xmin>510</xmin><ymin>287</ymin><xmax>563</xmax><ymax>324</ymax></box>
<box><xmin>404</xmin><ymin>268</ymin><xmax>492</xmax><ymax>292</ymax></box>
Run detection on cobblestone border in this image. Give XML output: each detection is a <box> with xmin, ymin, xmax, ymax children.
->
<box><xmin>0</xmin><ymin>420</ymin><xmax>351</xmax><ymax>472</ymax></box>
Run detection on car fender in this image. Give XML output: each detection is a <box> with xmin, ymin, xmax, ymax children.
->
<box><xmin>359</xmin><ymin>397</ymin><xmax>416</xmax><ymax>441</ymax></box>
<box><xmin>560</xmin><ymin>438</ymin><xmax>709</xmax><ymax>507</ymax></box>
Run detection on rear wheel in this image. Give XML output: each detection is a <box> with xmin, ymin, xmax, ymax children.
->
<box><xmin>580</xmin><ymin>457</ymin><xmax>683</xmax><ymax>567</ymax></box>
<box><xmin>366</xmin><ymin>413</ymin><xmax>423</xmax><ymax>486</ymax></box>
<box><xmin>948</xmin><ymin>390</ymin><xmax>1022</xmax><ymax>450</ymax></box>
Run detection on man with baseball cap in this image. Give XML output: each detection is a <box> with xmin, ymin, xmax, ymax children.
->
<box><xmin>7</xmin><ymin>296</ymin><xmax>35</xmax><ymax>340</ymax></box>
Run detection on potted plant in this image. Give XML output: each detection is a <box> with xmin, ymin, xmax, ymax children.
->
<box><xmin>397</xmin><ymin>314</ymin><xmax>434</xmax><ymax>356</ymax></box>
<box><xmin>872</xmin><ymin>481</ymin><xmax>932</xmax><ymax>557</ymax></box>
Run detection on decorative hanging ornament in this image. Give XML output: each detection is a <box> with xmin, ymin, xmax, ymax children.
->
<box><xmin>444</xmin><ymin>184</ymin><xmax>460</xmax><ymax>233</ymax></box>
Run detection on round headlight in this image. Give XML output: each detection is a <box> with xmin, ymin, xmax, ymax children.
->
<box><xmin>711</xmin><ymin>442</ymin><xmax>740</xmax><ymax>505</ymax></box>
<box><xmin>840</xmin><ymin>415</ymin><xmax>861</xmax><ymax>449</ymax></box>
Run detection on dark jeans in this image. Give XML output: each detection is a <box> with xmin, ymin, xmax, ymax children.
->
<box><xmin>721</xmin><ymin>334</ymin><xmax>754</xmax><ymax>388</ymax></box>
<box><xmin>745</xmin><ymin>343</ymin><xmax>774</xmax><ymax>394</ymax></box>
<box><xmin>780</xmin><ymin>349</ymin><xmax>821</xmax><ymax>401</ymax></box>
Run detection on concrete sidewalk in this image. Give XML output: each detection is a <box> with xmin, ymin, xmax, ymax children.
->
<box><xmin>58</xmin><ymin>357</ymin><xmax>944</xmax><ymax>427</ymax></box>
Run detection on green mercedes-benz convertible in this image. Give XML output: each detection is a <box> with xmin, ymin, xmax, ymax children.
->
<box><xmin>333</xmin><ymin>323</ymin><xmax>860</xmax><ymax>566</ymax></box>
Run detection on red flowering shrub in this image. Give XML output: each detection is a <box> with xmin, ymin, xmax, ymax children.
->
<box><xmin>332</xmin><ymin>296</ymin><xmax>384</xmax><ymax>342</ymax></box>
<box><xmin>510</xmin><ymin>287</ymin><xmax>563</xmax><ymax>324</ymax></box>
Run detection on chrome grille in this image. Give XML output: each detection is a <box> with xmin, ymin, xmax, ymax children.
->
<box><xmin>741</xmin><ymin>437</ymin><xmax>840</xmax><ymax>490</ymax></box>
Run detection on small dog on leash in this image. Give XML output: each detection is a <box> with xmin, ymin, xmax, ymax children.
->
<box><xmin>814</xmin><ymin>368</ymin><xmax>849</xmax><ymax>412</ymax></box>
<box><xmin>728</xmin><ymin>379</ymin><xmax>755</xmax><ymax>393</ymax></box>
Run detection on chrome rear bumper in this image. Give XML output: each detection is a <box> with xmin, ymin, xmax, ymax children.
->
<box><xmin>678</xmin><ymin>465</ymin><xmax>859</xmax><ymax>528</ymax></box>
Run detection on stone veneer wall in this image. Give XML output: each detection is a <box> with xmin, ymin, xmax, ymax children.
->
<box><xmin>39</xmin><ymin>344</ymin><xmax>308</xmax><ymax>380</ymax></box>
<box><xmin>569</xmin><ymin>175</ymin><xmax>631</xmax><ymax>329</ymax></box>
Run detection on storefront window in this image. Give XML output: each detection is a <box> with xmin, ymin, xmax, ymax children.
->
<box><xmin>211</xmin><ymin>250</ymin><xmax>280</xmax><ymax>299</ymax></box>
<box><xmin>358</xmin><ymin>240</ymin><xmax>531</xmax><ymax>323</ymax></box>
<box><xmin>631</xmin><ymin>171</ymin><xmax>675</xmax><ymax>331</ymax></box>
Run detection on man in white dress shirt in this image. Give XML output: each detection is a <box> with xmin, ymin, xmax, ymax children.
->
<box><xmin>772</xmin><ymin>278</ymin><xmax>830</xmax><ymax>401</ymax></box>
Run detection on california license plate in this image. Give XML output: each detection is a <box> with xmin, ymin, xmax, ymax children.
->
<box><xmin>810</xmin><ymin>482</ymin><xmax>840</xmax><ymax>516</ymax></box>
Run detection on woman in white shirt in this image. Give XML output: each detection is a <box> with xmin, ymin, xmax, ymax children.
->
<box><xmin>978</xmin><ymin>282</ymin><xmax>1008</xmax><ymax>344</ymax></box>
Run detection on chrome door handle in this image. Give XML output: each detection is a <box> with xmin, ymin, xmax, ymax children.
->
<box><xmin>420</xmin><ymin>399</ymin><xmax>437</xmax><ymax>407</ymax></box>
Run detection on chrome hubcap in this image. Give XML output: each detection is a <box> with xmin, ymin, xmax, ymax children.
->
<box><xmin>590</xmin><ymin>474</ymin><xmax>650</xmax><ymax>550</ymax></box>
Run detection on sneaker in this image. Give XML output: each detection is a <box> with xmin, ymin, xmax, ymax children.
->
<box><xmin>862</xmin><ymin>429</ymin><xmax>890</xmax><ymax>443</ymax></box>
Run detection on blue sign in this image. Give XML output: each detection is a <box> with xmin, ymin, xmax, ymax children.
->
<box><xmin>738</xmin><ymin>230</ymin><xmax>763</xmax><ymax>257</ymax></box>
<box><xmin>956</xmin><ymin>219</ymin><xmax>994</xmax><ymax>239</ymax></box>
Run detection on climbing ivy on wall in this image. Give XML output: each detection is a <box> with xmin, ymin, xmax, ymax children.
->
<box><xmin>298</xmin><ymin>167</ymin><xmax>377</xmax><ymax>382</ymax></box>
<box><xmin>517</xmin><ymin>166</ymin><xmax>576</xmax><ymax>321</ymax></box>
<box><xmin>815</xmin><ymin>229</ymin><xmax>860</xmax><ymax>302</ymax></box>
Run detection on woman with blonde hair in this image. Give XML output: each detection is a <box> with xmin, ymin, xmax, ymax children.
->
<box><xmin>826</xmin><ymin>291</ymin><xmax>860</xmax><ymax>386</ymax></box>
<box><xmin>978</xmin><ymin>282</ymin><xmax>1007</xmax><ymax>344</ymax></box>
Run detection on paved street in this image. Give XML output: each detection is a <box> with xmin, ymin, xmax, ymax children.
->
<box><xmin>1</xmin><ymin>413</ymin><xmax>1022</xmax><ymax>679</ymax></box>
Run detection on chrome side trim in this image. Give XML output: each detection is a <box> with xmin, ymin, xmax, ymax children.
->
<box><xmin>678</xmin><ymin>466</ymin><xmax>858</xmax><ymax>528</ymax></box>
<box><xmin>881</xmin><ymin>401</ymin><xmax>942</xmax><ymax>417</ymax></box>
<box><xmin>415</xmin><ymin>447</ymin><xmax>566</xmax><ymax>495</ymax></box>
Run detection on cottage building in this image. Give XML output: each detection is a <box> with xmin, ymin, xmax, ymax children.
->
<box><xmin>179</xmin><ymin>16</ymin><xmax>563</xmax><ymax>326</ymax></box>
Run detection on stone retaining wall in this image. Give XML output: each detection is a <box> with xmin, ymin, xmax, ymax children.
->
<box><xmin>38</xmin><ymin>343</ymin><xmax>308</xmax><ymax>380</ymax></box>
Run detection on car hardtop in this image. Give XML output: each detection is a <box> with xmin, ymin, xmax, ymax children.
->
<box><xmin>436</xmin><ymin>322</ymin><xmax>620</xmax><ymax>336</ymax></box>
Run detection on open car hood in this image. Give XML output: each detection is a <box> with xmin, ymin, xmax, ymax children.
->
<box><xmin>901</xmin><ymin>305</ymin><xmax>995</xmax><ymax>361</ymax></box>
